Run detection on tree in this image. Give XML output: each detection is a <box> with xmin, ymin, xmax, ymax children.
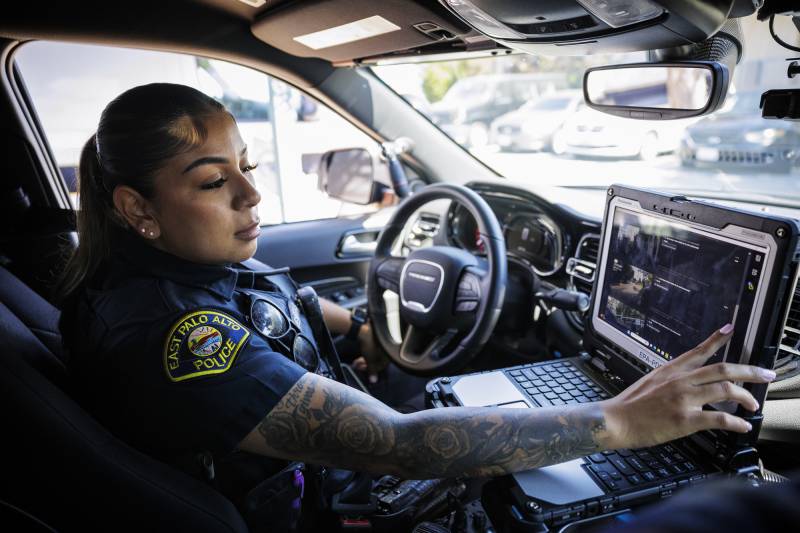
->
<box><xmin>421</xmin><ymin>60</ymin><xmax>483</xmax><ymax>102</ymax></box>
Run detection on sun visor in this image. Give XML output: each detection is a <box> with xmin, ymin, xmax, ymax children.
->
<box><xmin>251</xmin><ymin>0</ymin><xmax>475</xmax><ymax>65</ymax></box>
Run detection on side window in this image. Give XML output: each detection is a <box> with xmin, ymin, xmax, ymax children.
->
<box><xmin>14</xmin><ymin>41</ymin><xmax>381</xmax><ymax>224</ymax></box>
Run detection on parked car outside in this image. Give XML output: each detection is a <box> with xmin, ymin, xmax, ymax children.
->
<box><xmin>427</xmin><ymin>72</ymin><xmax>565</xmax><ymax>148</ymax></box>
<box><xmin>680</xmin><ymin>91</ymin><xmax>800</xmax><ymax>173</ymax></box>
<box><xmin>489</xmin><ymin>90</ymin><xmax>583</xmax><ymax>153</ymax></box>
<box><xmin>555</xmin><ymin>103</ymin><xmax>696</xmax><ymax>160</ymax></box>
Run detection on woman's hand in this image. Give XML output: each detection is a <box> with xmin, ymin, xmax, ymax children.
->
<box><xmin>352</xmin><ymin>322</ymin><xmax>389</xmax><ymax>383</ymax></box>
<box><xmin>601</xmin><ymin>324</ymin><xmax>777</xmax><ymax>450</ymax></box>
<box><xmin>318</xmin><ymin>298</ymin><xmax>389</xmax><ymax>382</ymax></box>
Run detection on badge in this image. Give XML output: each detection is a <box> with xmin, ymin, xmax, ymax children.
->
<box><xmin>188</xmin><ymin>326</ymin><xmax>223</xmax><ymax>356</ymax></box>
<box><xmin>163</xmin><ymin>310</ymin><xmax>250</xmax><ymax>382</ymax></box>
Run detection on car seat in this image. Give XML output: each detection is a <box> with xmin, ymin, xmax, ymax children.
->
<box><xmin>0</xmin><ymin>266</ymin><xmax>248</xmax><ymax>532</ymax></box>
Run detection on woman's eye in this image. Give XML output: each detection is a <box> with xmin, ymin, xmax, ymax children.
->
<box><xmin>201</xmin><ymin>176</ymin><xmax>228</xmax><ymax>190</ymax></box>
<box><xmin>241</xmin><ymin>162</ymin><xmax>259</xmax><ymax>173</ymax></box>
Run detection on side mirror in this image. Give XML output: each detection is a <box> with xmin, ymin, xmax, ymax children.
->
<box><xmin>583</xmin><ymin>62</ymin><xmax>729</xmax><ymax>120</ymax></box>
<box><xmin>317</xmin><ymin>148</ymin><xmax>382</xmax><ymax>205</ymax></box>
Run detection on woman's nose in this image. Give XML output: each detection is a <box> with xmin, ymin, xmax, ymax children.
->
<box><xmin>234</xmin><ymin>171</ymin><xmax>261</xmax><ymax>209</ymax></box>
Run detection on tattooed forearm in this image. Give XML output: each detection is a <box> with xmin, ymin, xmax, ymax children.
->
<box><xmin>243</xmin><ymin>373</ymin><xmax>610</xmax><ymax>479</ymax></box>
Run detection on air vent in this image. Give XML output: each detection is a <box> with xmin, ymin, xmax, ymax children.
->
<box><xmin>567</xmin><ymin>234</ymin><xmax>600</xmax><ymax>286</ymax></box>
<box><xmin>578</xmin><ymin>234</ymin><xmax>599</xmax><ymax>263</ymax></box>
<box><xmin>564</xmin><ymin>233</ymin><xmax>599</xmax><ymax>331</ymax></box>
<box><xmin>776</xmin><ymin>270</ymin><xmax>800</xmax><ymax>378</ymax></box>
<box><xmin>405</xmin><ymin>213</ymin><xmax>440</xmax><ymax>249</ymax></box>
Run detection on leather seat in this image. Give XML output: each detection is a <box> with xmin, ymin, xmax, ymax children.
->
<box><xmin>0</xmin><ymin>266</ymin><xmax>248</xmax><ymax>532</ymax></box>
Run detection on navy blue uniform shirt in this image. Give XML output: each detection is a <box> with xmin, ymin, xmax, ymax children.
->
<box><xmin>62</xmin><ymin>229</ymin><xmax>308</xmax><ymax>463</ymax></box>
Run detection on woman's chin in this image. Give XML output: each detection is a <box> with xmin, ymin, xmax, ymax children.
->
<box><xmin>232</xmin><ymin>240</ymin><xmax>258</xmax><ymax>263</ymax></box>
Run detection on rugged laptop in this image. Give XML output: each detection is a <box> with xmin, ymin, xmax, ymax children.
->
<box><xmin>426</xmin><ymin>185</ymin><xmax>800</xmax><ymax>530</ymax></box>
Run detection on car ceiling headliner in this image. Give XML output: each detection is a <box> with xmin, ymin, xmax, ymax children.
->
<box><xmin>0</xmin><ymin>0</ymin><xmax>335</xmax><ymax>89</ymax></box>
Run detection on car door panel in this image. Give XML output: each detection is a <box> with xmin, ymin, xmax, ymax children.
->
<box><xmin>253</xmin><ymin>215</ymin><xmax>379</xmax><ymax>306</ymax></box>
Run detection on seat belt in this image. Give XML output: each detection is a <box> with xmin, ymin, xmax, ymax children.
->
<box><xmin>296</xmin><ymin>285</ymin><xmax>357</xmax><ymax>388</ymax></box>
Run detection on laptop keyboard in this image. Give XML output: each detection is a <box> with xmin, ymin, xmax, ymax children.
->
<box><xmin>506</xmin><ymin>360</ymin><xmax>610</xmax><ymax>407</ymax></box>
<box><xmin>586</xmin><ymin>444</ymin><xmax>703</xmax><ymax>491</ymax></box>
<box><xmin>505</xmin><ymin>360</ymin><xmax>705</xmax><ymax>492</ymax></box>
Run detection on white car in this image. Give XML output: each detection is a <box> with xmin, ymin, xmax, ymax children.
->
<box><xmin>556</xmin><ymin>104</ymin><xmax>697</xmax><ymax>160</ymax></box>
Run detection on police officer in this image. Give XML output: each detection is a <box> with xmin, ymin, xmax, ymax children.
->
<box><xmin>59</xmin><ymin>83</ymin><xmax>775</xmax><ymax>532</ymax></box>
<box><xmin>59</xmin><ymin>83</ymin><xmax>376</xmax><ymax>529</ymax></box>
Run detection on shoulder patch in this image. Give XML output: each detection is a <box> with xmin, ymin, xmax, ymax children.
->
<box><xmin>163</xmin><ymin>310</ymin><xmax>250</xmax><ymax>382</ymax></box>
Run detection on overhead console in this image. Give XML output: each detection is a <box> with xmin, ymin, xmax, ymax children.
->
<box><xmin>251</xmin><ymin>0</ymin><xmax>498</xmax><ymax>66</ymax></box>
<box><xmin>250</xmin><ymin>0</ymin><xmax>758</xmax><ymax>65</ymax></box>
<box><xmin>438</xmin><ymin>0</ymin><xmax>756</xmax><ymax>55</ymax></box>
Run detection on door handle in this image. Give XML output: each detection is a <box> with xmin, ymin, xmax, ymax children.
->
<box><xmin>339</xmin><ymin>234</ymin><xmax>377</xmax><ymax>255</ymax></box>
<box><xmin>338</xmin><ymin>230</ymin><xmax>379</xmax><ymax>258</ymax></box>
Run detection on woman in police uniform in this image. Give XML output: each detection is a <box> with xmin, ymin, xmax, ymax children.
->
<box><xmin>59</xmin><ymin>83</ymin><xmax>776</xmax><ymax>531</ymax></box>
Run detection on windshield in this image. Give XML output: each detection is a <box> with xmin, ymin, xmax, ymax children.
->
<box><xmin>527</xmin><ymin>95</ymin><xmax>576</xmax><ymax>111</ymax></box>
<box><xmin>446</xmin><ymin>79</ymin><xmax>489</xmax><ymax>101</ymax></box>
<box><xmin>718</xmin><ymin>92</ymin><xmax>762</xmax><ymax>116</ymax></box>
<box><xmin>372</xmin><ymin>13</ymin><xmax>800</xmax><ymax>207</ymax></box>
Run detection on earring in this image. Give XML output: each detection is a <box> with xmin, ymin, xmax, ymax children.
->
<box><xmin>140</xmin><ymin>228</ymin><xmax>146</xmax><ymax>234</ymax></box>
<box><xmin>148</xmin><ymin>231</ymin><xmax>155</xmax><ymax>237</ymax></box>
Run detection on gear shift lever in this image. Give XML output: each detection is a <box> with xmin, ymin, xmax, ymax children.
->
<box><xmin>535</xmin><ymin>287</ymin><xmax>591</xmax><ymax>313</ymax></box>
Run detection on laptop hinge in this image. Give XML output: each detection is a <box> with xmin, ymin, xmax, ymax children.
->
<box><xmin>719</xmin><ymin>412</ymin><xmax>765</xmax><ymax>480</ymax></box>
<box><xmin>725</xmin><ymin>446</ymin><xmax>762</xmax><ymax>481</ymax></box>
<box><xmin>425</xmin><ymin>376</ymin><xmax>456</xmax><ymax>408</ymax></box>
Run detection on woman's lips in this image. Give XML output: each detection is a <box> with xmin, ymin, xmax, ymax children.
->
<box><xmin>235</xmin><ymin>221</ymin><xmax>261</xmax><ymax>240</ymax></box>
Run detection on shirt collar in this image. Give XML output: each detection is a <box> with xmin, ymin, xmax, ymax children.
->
<box><xmin>109</xmin><ymin>228</ymin><xmax>239</xmax><ymax>300</ymax></box>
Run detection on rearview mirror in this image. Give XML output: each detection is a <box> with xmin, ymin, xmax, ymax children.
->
<box><xmin>583</xmin><ymin>62</ymin><xmax>729</xmax><ymax>120</ymax></box>
<box><xmin>317</xmin><ymin>148</ymin><xmax>380</xmax><ymax>205</ymax></box>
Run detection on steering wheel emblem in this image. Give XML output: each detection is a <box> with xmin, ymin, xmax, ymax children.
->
<box><xmin>408</xmin><ymin>272</ymin><xmax>436</xmax><ymax>282</ymax></box>
<box><xmin>400</xmin><ymin>259</ymin><xmax>445</xmax><ymax>314</ymax></box>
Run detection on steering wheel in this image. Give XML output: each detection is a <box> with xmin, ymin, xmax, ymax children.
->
<box><xmin>367</xmin><ymin>184</ymin><xmax>507</xmax><ymax>376</ymax></box>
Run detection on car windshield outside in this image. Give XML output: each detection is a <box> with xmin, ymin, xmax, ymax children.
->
<box><xmin>447</xmin><ymin>78</ymin><xmax>488</xmax><ymax>100</ymax></box>
<box><xmin>527</xmin><ymin>95</ymin><xmax>576</xmax><ymax>111</ymax></box>
<box><xmin>373</xmin><ymin>13</ymin><xmax>800</xmax><ymax>208</ymax></box>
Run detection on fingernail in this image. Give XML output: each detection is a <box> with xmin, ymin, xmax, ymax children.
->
<box><xmin>719</xmin><ymin>323</ymin><xmax>734</xmax><ymax>335</ymax></box>
<box><xmin>759</xmin><ymin>368</ymin><xmax>777</xmax><ymax>381</ymax></box>
<box><xmin>745</xmin><ymin>422</ymin><xmax>753</xmax><ymax>431</ymax></box>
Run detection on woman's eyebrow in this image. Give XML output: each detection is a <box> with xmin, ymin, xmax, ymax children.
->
<box><xmin>182</xmin><ymin>156</ymin><xmax>227</xmax><ymax>174</ymax></box>
<box><xmin>182</xmin><ymin>146</ymin><xmax>248</xmax><ymax>174</ymax></box>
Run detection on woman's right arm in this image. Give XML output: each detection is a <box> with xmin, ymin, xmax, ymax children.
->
<box><xmin>239</xmin><ymin>326</ymin><xmax>776</xmax><ymax>479</ymax></box>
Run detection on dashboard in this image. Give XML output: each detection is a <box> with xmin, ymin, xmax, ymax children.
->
<box><xmin>435</xmin><ymin>183</ymin><xmax>606</xmax><ymax>340</ymax></box>
<box><xmin>431</xmin><ymin>182</ymin><xmax>800</xmax><ymax>389</ymax></box>
<box><xmin>405</xmin><ymin>179</ymin><xmax>800</xmax><ymax>451</ymax></box>
<box><xmin>444</xmin><ymin>183</ymin><xmax>600</xmax><ymax>284</ymax></box>
<box><xmin>449</xmin><ymin>200</ymin><xmax>565</xmax><ymax>277</ymax></box>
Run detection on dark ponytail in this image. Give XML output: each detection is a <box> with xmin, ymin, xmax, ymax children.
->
<box><xmin>57</xmin><ymin>83</ymin><xmax>227</xmax><ymax>301</ymax></box>
<box><xmin>57</xmin><ymin>134</ymin><xmax>115</xmax><ymax>299</ymax></box>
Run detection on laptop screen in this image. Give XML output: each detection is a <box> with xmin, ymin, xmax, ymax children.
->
<box><xmin>593</xmin><ymin>201</ymin><xmax>772</xmax><ymax>370</ymax></box>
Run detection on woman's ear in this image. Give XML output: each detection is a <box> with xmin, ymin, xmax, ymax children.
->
<box><xmin>112</xmin><ymin>185</ymin><xmax>160</xmax><ymax>239</ymax></box>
